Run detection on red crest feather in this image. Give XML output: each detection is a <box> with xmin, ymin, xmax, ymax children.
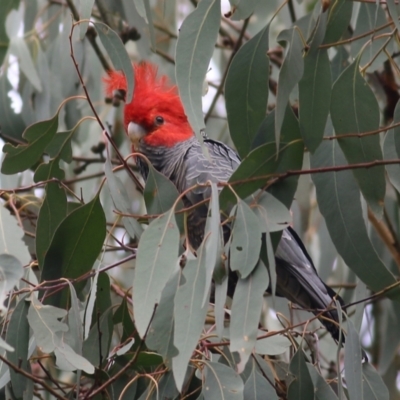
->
<box><xmin>103</xmin><ymin>62</ymin><xmax>193</xmax><ymax>147</ymax></box>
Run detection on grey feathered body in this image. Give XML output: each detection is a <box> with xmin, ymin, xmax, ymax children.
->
<box><xmin>136</xmin><ymin>136</ymin><xmax>343</xmax><ymax>342</ymax></box>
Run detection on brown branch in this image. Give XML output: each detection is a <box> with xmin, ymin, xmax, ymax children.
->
<box><xmin>69</xmin><ymin>22</ymin><xmax>144</xmax><ymax>193</ymax></box>
<box><xmin>65</xmin><ymin>0</ymin><xmax>112</xmax><ymax>71</ymax></box>
<box><xmin>86</xmin><ymin>305</ymin><xmax>158</xmax><ymax>398</ymax></box>
<box><xmin>325</xmin><ymin>120</ymin><xmax>400</xmax><ymax>139</ymax></box>
<box><xmin>0</xmin><ymin>355</ymin><xmax>68</xmax><ymax>400</ymax></box>
<box><xmin>204</xmin><ymin>17</ymin><xmax>250</xmax><ymax>123</ymax></box>
<box><xmin>320</xmin><ymin>18</ymin><xmax>394</xmax><ymax>49</ymax></box>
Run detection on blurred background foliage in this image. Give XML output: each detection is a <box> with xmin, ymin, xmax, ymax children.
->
<box><xmin>1</xmin><ymin>0</ymin><xmax>400</xmax><ymax>399</ymax></box>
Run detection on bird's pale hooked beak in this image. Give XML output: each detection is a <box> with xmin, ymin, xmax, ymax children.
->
<box><xmin>128</xmin><ymin>122</ymin><xmax>146</xmax><ymax>147</ymax></box>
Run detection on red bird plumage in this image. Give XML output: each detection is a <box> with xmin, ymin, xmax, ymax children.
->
<box><xmin>104</xmin><ymin>62</ymin><xmax>346</xmax><ymax>345</ymax></box>
<box><xmin>104</xmin><ymin>63</ymin><xmax>193</xmax><ymax>148</ymax></box>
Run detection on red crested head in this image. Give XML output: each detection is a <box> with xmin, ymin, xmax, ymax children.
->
<box><xmin>103</xmin><ymin>62</ymin><xmax>194</xmax><ymax>148</ymax></box>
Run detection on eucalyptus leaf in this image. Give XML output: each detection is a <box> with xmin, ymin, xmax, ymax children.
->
<box><xmin>41</xmin><ymin>195</ymin><xmax>107</xmax><ymax>306</ymax></box>
<box><xmin>230</xmin><ymin>199</ymin><xmax>262</xmax><ymax>278</ymax></box>
<box><xmin>203</xmin><ymin>361</ymin><xmax>244</xmax><ymax>400</ymax></box>
<box><xmin>105</xmin><ymin>153</ymin><xmax>143</xmax><ymax>239</ymax></box>
<box><xmin>311</xmin><ymin>139</ymin><xmax>398</xmax><ymax>296</ymax></box>
<box><xmin>0</xmin><ymin>207</ymin><xmax>31</xmax><ymax>267</ymax></box>
<box><xmin>6</xmin><ymin>296</ymin><xmax>29</xmax><ymax>399</ymax></box>
<box><xmin>173</xmin><ymin>252</ymin><xmax>209</xmax><ymax>391</ymax></box>
<box><xmin>93</xmin><ymin>22</ymin><xmax>134</xmax><ymax>103</ymax></box>
<box><xmin>345</xmin><ymin>319</ymin><xmax>363</xmax><ymax>400</ymax></box>
<box><xmin>275</xmin><ymin>28</ymin><xmax>304</xmax><ymax>146</ymax></box>
<box><xmin>175</xmin><ymin>0</ymin><xmax>220</xmax><ymax>138</ymax></box>
<box><xmin>287</xmin><ymin>349</ymin><xmax>314</xmax><ymax>400</ymax></box>
<box><xmin>225</xmin><ymin>22</ymin><xmax>270</xmax><ymax>157</ymax></box>
<box><xmin>2</xmin><ymin>113</ymin><xmax>58</xmax><ymax>174</ymax></box>
<box><xmin>330</xmin><ymin>55</ymin><xmax>385</xmax><ymax>217</ymax></box>
<box><xmin>298</xmin><ymin>12</ymin><xmax>330</xmax><ymax>153</ymax></box>
<box><xmin>323</xmin><ymin>0</ymin><xmax>353</xmax><ymax>44</ymax></box>
<box><xmin>133</xmin><ymin>208</ymin><xmax>180</xmax><ymax>337</ymax></box>
<box><xmin>79</xmin><ymin>0</ymin><xmax>95</xmax><ymax>39</ymax></box>
<box><xmin>230</xmin><ymin>260</ymin><xmax>269</xmax><ymax>372</ymax></box>
<box><xmin>36</xmin><ymin>182</ymin><xmax>67</xmax><ymax>269</ymax></box>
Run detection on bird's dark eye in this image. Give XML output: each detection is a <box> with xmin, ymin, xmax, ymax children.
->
<box><xmin>155</xmin><ymin>116</ymin><xmax>164</xmax><ymax>125</ymax></box>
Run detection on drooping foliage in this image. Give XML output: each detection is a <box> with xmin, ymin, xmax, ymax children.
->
<box><xmin>0</xmin><ymin>0</ymin><xmax>399</xmax><ymax>398</ymax></box>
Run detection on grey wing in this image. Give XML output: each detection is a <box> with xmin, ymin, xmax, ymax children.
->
<box><xmin>176</xmin><ymin>139</ymin><xmax>240</xmax><ymax>249</ymax></box>
<box><xmin>180</xmin><ymin>139</ymin><xmax>240</xmax><ymax>205</ymax></box>
<box><xmin>275</xmin><ymin>227</ymin><xmax>343</xmax><ymax>341</ymax></box>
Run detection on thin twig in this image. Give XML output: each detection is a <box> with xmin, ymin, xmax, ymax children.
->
<box><xmin>0</xmin><ymin>355</ymin><xmax>68</xmax><ymax>400</ymax></box>
<box><xmin>69</xmin><ymin>21</ymin><xmax>144</xmax><ymax>192</ymax></box>
<box><xmin>204</xmin><ymin>17</ymin><xmax>250</xmax><ymax>122</ymax></box>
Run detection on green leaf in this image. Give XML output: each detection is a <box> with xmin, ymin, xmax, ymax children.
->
<box><xmin>311</xmin><ymin>138</ymin><xmax>398</xmax><ymax>296</ymax></box>
<box><xmin>345</xmin><ymin>319</ymin><xmax>363</xmax><ymax>400</ymax></box>
<box><xmin>9</xmin><ymin>37</ymin><xmax>42</xmax><ymax>92</ymax></box>
<box><xmin>351</xmin><ymin>4</ymin><xmax>391</xmax><ymax>69</ymax></box>
<box><xmin>133</xmin><ymin>208</ymin><xmax>179</xmax><ymax>337</ymax></box>
<box><xmin>0</xmin><ymin>254</ymin><xmax>23</xmax><ymax>311</ymax></box>
<box><xmin>35</xmin><ymin>185</ymin><xmax>67</xmax><ymax>261</ymax></box>
<box><xmin>244</xmin><ymin>361</ymin><xmax>278</xmax><ymax>400</ymax></box>
<box><xmin>146</xmin><ymin>270</ymin><xmax>179</xmax><ymax>364</ymax></box>
<box><xmin>144</xmin><ymin>163</ymin><xmax>184</xmax><ymax>217</ymax></box>
<box><xmin>0</xmin><ymin>206</ymin><xmax>31</xmax><ymax>267</ymax></box>
<box><xmin>0</xmin><ymin>74</ymin><xmax>26</xmax><ymax>142</ymax></box>
<box><xmin>89</xmin><ymin>272</ymin><xmax>112</xmax><ymax>326</ymax></box>
<box><xmin>255</xmin><ymin>107</ymin><xmax>304</xmax><ymax>209</ymax></box>
<box><xmin>2</xmin><ymin>113</ymin><xmax>58</xmax><ymax>174</ymax></box>
<box><xmin>203</xmin><ymin>361</ymin><xmax>244</xmax><ymax>400</ymax></box>
<box><xmin>41</xmin><ymin>195</ymin><xmax>106</xmax><ymax>306</ymax></box>
<box><xmin>228</xmin><ymin>0</ymin><xmax>259</xmax><ymax>20</ymax></box>
<box><xmin>28</xmin><ymin>295</ymin><xmax>68</xmax><ymax>354</ymax></box>
<box><xmin>230</xmin><ymin>260</ymin><xmax>269</xmax><ymax>372</ymax></box>
<box><xmin>34</xmin><ymin>157</ymin><xmax>65</xmax><ymax>181</ymax></box>
<box><xmin>362</xmin><ymin>362</ymin><xmax>389</xmax><ymax>400</ymax></box>
<box><xmin>307</xmin><ymin>364</ymin><xmax>338</xmax><ymax>400</ymax></box>
<box><xmin>230</xmin><ymin>200</ymin><xmax>262</xmax><ymax>278</ymax></box>
<box><xmin>377</xmin><ymin>301</ymin><xmax>400</xmax><ymax>375</ymax></box>
<box><xmin>6</xmin><ymin>295</ymin><xmax>29</xmax><ymax>399</ymax></box>
<box><xmin>202</xmin><ymin>182</ymin><xmax>223</xmax><ymax>305</ymax></box>
<box><xmin>0</xmin><ymin>0</ymin><xmax>20</xmax><ymax>65</ymax></box>
<box><xmin>298</xmin><ymin>12</ymin><xmax>331</xmax><ymax>153</ymax></box>
<box><xmin>82</xmin><ymin>308</ymin><xmax>112</xmax><ymax>369</ymax></box>
<box><xmin>323</xmin><ymin>0</ymin><xmax>353</xmax><ymax>44</ymax></box>
<box><xmin>79</xmin><ymin>0</ymin><xmax>95</xmax><ymax>39</ymax></box>
<box><xmin>114</xmin><ymin>298</ymin><xmax>136</xmax><ymax>344</ymax></box>
<box><xmin>287</xmin><ymin>349</ymin><xmax>314</xmax><ymax>400</ymax></box>
<box><xmin>173</xmin><ymin>252</ymin><xmax>209</xmax><ymax>391</ymax></box>
<box><xmin>45</xmin><ymin>130</ymin><xmax>74</xmax><ymax>163</ymax></box>
<box><xmin>133</xmin><ymin>0</ymin><xmax>156</xmax><ymax>49</ymax></box>
<box><xmin>175</xmin><ymin>0</ymin><xmax>220</xmax><ymax>138</ymax></box>
<box><xmin>93</xmin><ymin>22</ymin><xmax>134</xmax><ymax>103</ymax></box>
<box><xmin>221</xmin><ymin>108</ymin><xmax>303</xmax><ymax>209</ymax></box>
<box><xmin>105</xmin><ymin>154</ymin><xmax>143</xmax><ymax>239</ymax></box>
<box><xmin>275</xmin><ymin>28</ymin><xmax>304</xmax><ymax>146</ymax></box>
<box><xmin>330</xmin><ymin>55</ymin><xmax>385</xmax><ymax>217</ymax></box>
<box><xmin>331</xmin><ymin>46</ymin><xmax>349</xmax><ymax>82</ymax></box>
<box><xmin>383</xmin><ymin>128</ymin><xmax>400</xmax><ymax>193</ymax></box>
<box><xmin>225</xmin><ymin>22</ymin><xmax>270</xmax><ymax>157</ymax></box>
<box><xmin>54</xmin><ymin>341</ymin><xmax>94</xmax><ymax>374</ymax></box>
<box><xmin>254</xmin><ymin>333</ymin><xmax>291</xmax><ymax>355</ymax></box>
<box><xmin>64</xmin><ymin>282</ymin><xmax>83</xmax><ymax>355</ymax></box>
<box><xmin>387</xmin><ymin>0</ymin><xmax>400</xmax><ymax>31</ymax></box>
<box><xmin>385</xmin><ymin>102</ymin><xmax>400</xmax><ymax>180</ymax></box>
<box><xmin>251</xmin><ymin>191</ymin><xmax>291</xmax><ymax>233</ymax></box>
<box><xmin>219</xmin><ymin>142</ymin><xmax>279</xmax><ymax>209</ymax></box>
<box><xmin>83</xmin><ymin>265</ymin><xmax>100</xmax><ymax>341</ymax></box>
<box><xmin>215</xmin><ymin>275</ymin><xmax>228</xmax><ymax>339</ymax></box>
